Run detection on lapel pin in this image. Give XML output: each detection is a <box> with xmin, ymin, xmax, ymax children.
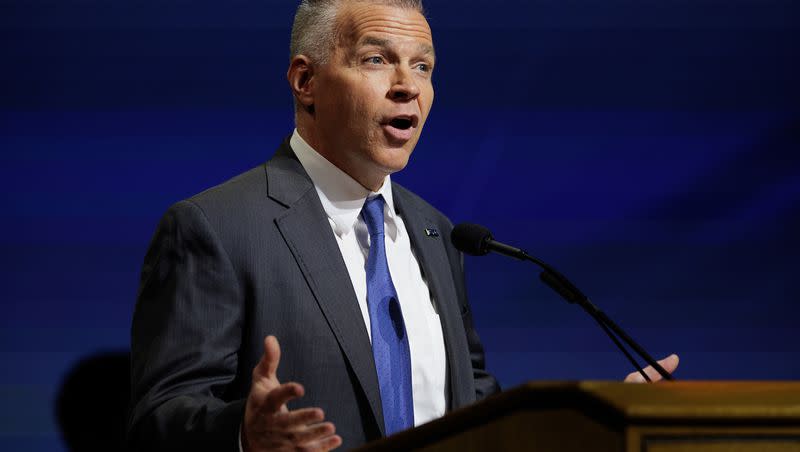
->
<box><xmin>424</xmin><ymin>228</ymin><xmax>439</xmax><ymax>238</ymax></box>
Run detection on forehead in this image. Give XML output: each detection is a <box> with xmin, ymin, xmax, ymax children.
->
<box><xmin>336</xmin><ymin>3</ymin><xmax>433</xmax><ymax>50</ymax></box>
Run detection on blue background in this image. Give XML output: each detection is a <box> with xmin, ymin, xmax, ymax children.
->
<box><xmin>1</xmin><ymin>0</ymin><xmax>798</xmax><ymax>449</ymax></box>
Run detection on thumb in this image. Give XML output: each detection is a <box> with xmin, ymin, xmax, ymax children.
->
<box><xmin>253</xmin><ymin>335</ymin><xmax>281</xmax><ymax>383</ymax></box>
<box><xmin>659</xmin><ymin>353</ymin><xmax>680</xmax><ymax>374</ymax></box>
<box><xmin>625</xmin><ymin>353</ymin><xmax>680</xmax><ymax>383</ymax></box>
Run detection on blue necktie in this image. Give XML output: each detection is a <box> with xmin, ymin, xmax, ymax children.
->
<box><xmin>361</xmin><ymin>195</ymin><xmax>414</xmax><ymax>435</ymax></box>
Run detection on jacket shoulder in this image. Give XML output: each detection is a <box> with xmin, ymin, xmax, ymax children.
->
<box><xmin>391</xmin><ymin>181</ymin><xmax>454</xmax><ymax>229</ymax></box>
<box><xmin>186</xmin><ymin>164</ymin><xmax>268</xmax><ymax>215</ymax></box>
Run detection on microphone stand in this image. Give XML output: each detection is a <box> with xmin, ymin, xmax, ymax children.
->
<box><xmin>489</xmin><ymin>239</ymin><xmax>673</xmax><ymax>382</ymax></box>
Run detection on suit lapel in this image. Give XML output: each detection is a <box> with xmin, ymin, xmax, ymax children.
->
<box><xmin>266</xmin><ymin>142</ymin><xmax>386</xmax><ymax>435</ymax></box>
<box><xmin>392</xmin><ymin>186</ymin><xmax>473</xmax><ymax>411</ymax></box>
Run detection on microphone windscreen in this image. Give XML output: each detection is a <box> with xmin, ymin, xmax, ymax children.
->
<box><xmin>451</xmin><ymin>223</ymin><xmax>492</xmax><ymax>256</ymax></box>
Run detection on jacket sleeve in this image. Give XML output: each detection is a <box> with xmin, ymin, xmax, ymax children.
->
<box><xmin>457</xmin><ymin>253</ymin><xmax>502</xmax><ymax>400</ymax></box>
<box><xmin>128</xmin><ymin>200</ymin><xmax>245</xmax><ymax>451</ymax></box>
<box><xmin>441</xmin><ymin>219</ymin><xmax>501</xmax><ymax>401</ymax></box>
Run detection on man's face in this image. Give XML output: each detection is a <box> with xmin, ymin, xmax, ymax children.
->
<box><xmin>310</xmin><ymin>3</ymin><xmax>435</xmax><ymax>189</ymax></box>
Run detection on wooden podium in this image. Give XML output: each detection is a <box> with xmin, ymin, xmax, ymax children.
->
<box><xmin>356</xmin><ymin>382</ymin><xmax>800</xmax><ymax>451</ymax></box>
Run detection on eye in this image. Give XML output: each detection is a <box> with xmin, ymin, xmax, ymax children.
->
<box><xmin>414</xmin><ymin>61</ymin><xmax>434</xmax><ymax>75</ymax></box>
<box><xmin>365</xmin><ymin>56</ymin><xmax>384</xmax><ymax>65</ymax></box>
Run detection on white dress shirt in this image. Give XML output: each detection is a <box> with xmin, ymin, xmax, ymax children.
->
<box><xmin>290</xmin><ymin>130</ymin><xmax>447</xmax><ymax>426</ymax></box>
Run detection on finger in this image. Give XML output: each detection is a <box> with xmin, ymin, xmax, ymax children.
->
<box><xmin>644</xmin><ymin>353</ymin><xmax>680</xmax><ymax>382</ymax></box>
<box><xmin>288</xmin><ymin>421</ymin><xmax>336</xmax><ymax>445</ymax></box>
<box><xmin>263</xmin><ymin>382</ymin><xmax>305</xmax><ymax>413</ymax></box>
<box><xmin>624</xmin><ymin>354</ymin><xmax>680</xmax><ymax>383</ymax></box>
<box><xmin>624</xmin><ymin>370</ymin><xmax>646</xmax><ymax>383</ymax></box>
<box><xmin>659</xmin><ymin>353</ymin><xmax>680</xmax><ymax>374</ymax></box>
<box><xmin>253</xmin><ymin>335</ymin><xmax>281</xmax><ymax>382</ymax></box>
<box><xmin>299</xmin><ymin>433</ymin><xmax>343</xmax><ymax>451</ymax></box>
<box><xmin>274</xmin><ymin>407</ymin><xmax>325</xmax><ymax>429</ymax></box>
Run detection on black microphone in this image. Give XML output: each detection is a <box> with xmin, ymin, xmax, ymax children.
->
<box><xmin>451</xmin><ymin>223</ymin><xmax>674</xmax><ymax>382</ymax></box>
<box><xmin>450</xmin><ymin>223</ymin><xmax>527</xmax><ymax>260</ymax></box>
<box><xmin>451</xmin><ymin>223</ymin><xmax>587</xmax><ymax>303</ymax></box>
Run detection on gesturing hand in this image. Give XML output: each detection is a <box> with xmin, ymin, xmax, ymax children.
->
<box><xmin>624</xmin><ymin>354</ymin><xmax>680</xmax><ymax>383</ymax></box>
<box><xmin>242</xmin><ymin>336</ymin><xmax>342</xmax><ymax>451</ymax></box>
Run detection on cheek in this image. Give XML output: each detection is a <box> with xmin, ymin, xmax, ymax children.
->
<box><xmin>347</xmin><ymin>87</ymin><xmax>385</xmax><ymax>129</ymax></box>
<box><xmin>337</xmin><ymin>80</ymin><xmax>374</xmax><ymax>116</ymax></box>
<box><xmin>422</xmin><ymin>84</ymin><xmax>434</xmax><ymax>113</ymax></box>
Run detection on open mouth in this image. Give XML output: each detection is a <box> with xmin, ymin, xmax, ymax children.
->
<box><xmin>389</xmin><ymin>117</ymin><xmax>414</xmax><ymax>130</ymax></box>
<box><xmin>382</xmin><ymin>114</ymin><xmax>419</xmax><ymax>143</ymax></box>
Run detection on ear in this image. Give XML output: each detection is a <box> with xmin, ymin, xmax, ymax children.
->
<box><xmin>287</xmin><ymin>55</ymin><xmax>315</xmax><ymax>111</ymax></box>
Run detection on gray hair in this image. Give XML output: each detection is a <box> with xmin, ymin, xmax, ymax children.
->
<box><xmin>290</xmin><ymin>0</ymin><xmax>425</xmax><ymax>64</ymax></box>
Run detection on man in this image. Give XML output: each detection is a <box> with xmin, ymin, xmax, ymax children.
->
<box><xmin>129</xmin><ymin>1</ymin><xmax>498</xmax><ymax>451</ymax></box>
<box><xmin>129</xmin><ymin>1</ymin><xmax>677</xmax><ymax>451</ymax></box>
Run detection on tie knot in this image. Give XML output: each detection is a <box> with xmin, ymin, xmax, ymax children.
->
<box><xmin>362</xmin><ymin>195</ymin><xmax>385</xmax><ymax>237</ymax></box>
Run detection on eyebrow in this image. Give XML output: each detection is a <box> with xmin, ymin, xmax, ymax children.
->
<box><xmin>358</xmin><ymin>36</ymin><xmax>436</xmax><ymax>60</ymax></box>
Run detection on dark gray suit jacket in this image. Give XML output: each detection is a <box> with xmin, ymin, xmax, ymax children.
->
<box><xmin>128</xmin><ymin>139</ymin><xmax>500</xmax><ymax>451</ymax></box>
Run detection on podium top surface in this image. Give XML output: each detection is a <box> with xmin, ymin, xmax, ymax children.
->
<box><xmin>355</xmin><ymin>381</ymin><xmax>800</xmax><ymax>451</ymax></box>
<box><xmin>528</xmin><ymin>381</ymin><xmax>800</xmax><ymax>421</ymax></box>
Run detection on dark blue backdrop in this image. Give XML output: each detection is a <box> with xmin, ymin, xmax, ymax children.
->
<box><xmin>1</xmin><ymin>1</ymin><xmax>798</xmax><ymax>450</ymax></box>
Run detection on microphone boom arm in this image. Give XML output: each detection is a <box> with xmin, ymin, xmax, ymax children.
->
<box><xmin>526</xmin><ymin>250</ymin><xmax>674</xmax><ymax>382</ymax></box>
<box><xmin>451</xmin><ymin>224</ymin><xmax>674</xmax><ymax>382</ymax></box>
<box><xmin>483</xmin><ymin>238</ymin><xmax>673</xmax><ymax>382</ymax></box>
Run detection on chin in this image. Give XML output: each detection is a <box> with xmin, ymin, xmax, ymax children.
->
<box><xmin>377</xmin><ymin>146</ymin><xmax>414</xmax><ymax>173</ymax></box>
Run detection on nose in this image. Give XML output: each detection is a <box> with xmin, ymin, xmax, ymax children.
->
<box><xmin>388</xmin><ymin>66</ymin><xmax>420</xmax><ymax>102</ymax></box>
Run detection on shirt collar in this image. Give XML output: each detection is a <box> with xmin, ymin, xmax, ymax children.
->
<box><xmin>290</xmin><ymin>129</ymin><xmax>398</xmax><ymax>240</ymax></box>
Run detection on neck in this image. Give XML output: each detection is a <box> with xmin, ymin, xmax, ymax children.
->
<box><xmin>295</xmin><ymin>123</ymin><xmax>387</xmax><ymax>192</ymax></box>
